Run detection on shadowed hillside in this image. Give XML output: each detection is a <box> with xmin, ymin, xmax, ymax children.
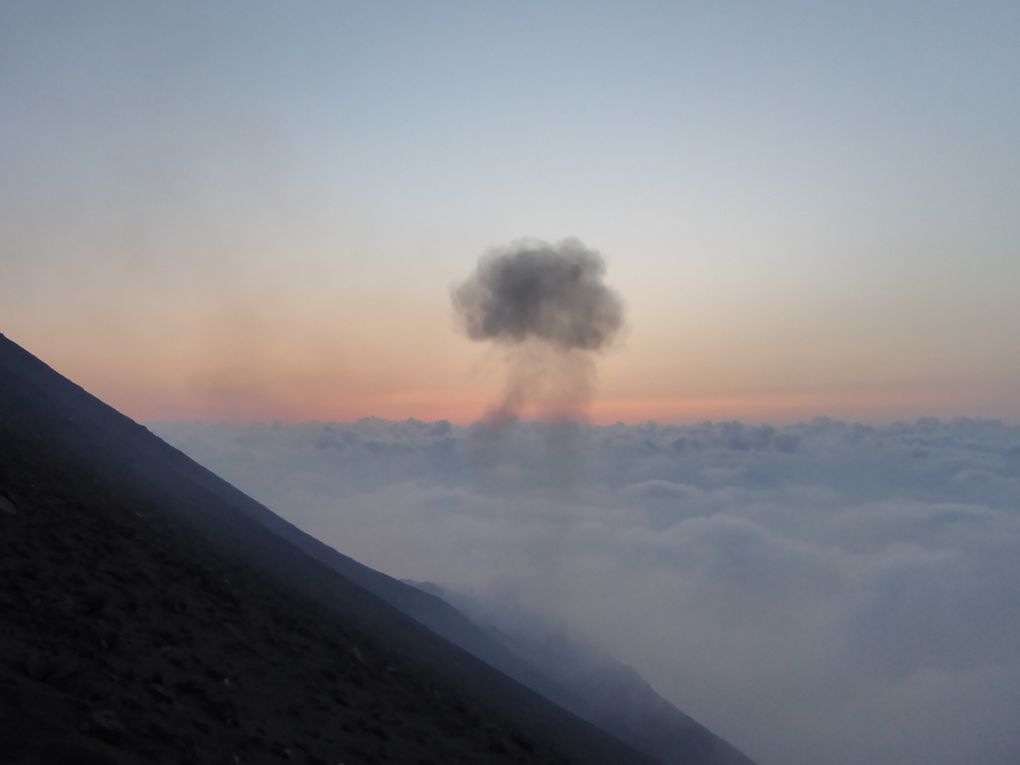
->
<box><xmin>0</xmin><ymin>332</ymin><xmax>658</xmax><ymax>765</ymax></box>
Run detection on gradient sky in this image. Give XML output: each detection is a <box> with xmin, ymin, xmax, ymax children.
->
<box><xmin>3</xmin><ymin>1</ymin><xmax>1019</xmax><ymax>423</ymax></box>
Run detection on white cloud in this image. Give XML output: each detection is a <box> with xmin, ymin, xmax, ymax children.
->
<box><xmin>155</xmin><ymin>417</ymin><xmax>1020</xmax><ymax>765</ymax></box>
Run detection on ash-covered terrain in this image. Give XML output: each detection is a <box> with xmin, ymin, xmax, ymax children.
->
<box><xmin>0</xmin><ymin>332</ymin><xmax>751</xmax><ymax>765</ymax></box>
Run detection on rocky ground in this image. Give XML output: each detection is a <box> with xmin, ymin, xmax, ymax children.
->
<box><xmin>0</xmin><ymin>333</ymin><xmax>655</xmax><ymax>765</ymax></box>
<box><xmin>0</xmin><ymin>433</ymin><xmax>577</xmax><ymax>765</ymax></box>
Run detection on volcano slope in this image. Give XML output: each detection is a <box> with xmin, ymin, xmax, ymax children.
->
<box><xmin>0</xmin><ymin>332</ymin><xmax>659</xmax><ymax>765</ymax></box>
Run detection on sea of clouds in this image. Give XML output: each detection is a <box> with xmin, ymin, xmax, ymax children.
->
<box><xmin>155</xmin><ymin>417</ymin><xmax>1020</xmax><ymax>765</ymax></box>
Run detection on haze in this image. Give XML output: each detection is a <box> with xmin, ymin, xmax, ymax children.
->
<box><xmin>3</xmin><ymin>1</ymin><xmax>1019</xmax><ymax>424</ymax></box>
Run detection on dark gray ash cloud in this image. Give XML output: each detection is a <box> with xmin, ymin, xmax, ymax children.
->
<box><xmin>452</xmin><ymin>239</ymin><xmax>623</xmax><ymax>352</ymax></box>
<box><xmin>452</xmin><ymin>239</ymin><xmax>624</xmax><ymax>426</ymax></box>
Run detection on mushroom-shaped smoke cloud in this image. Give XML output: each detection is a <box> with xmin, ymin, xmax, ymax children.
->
<box><xmin>453</xmin><ymin>238</ymin><xmax>624</xmax><ymax>352</ymax></box>
<box><xmin>453</xmin><ymin>239</ymin><xmax>624</xmax><ymax>424</ymax></box>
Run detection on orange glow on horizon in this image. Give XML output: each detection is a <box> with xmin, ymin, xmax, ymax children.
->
<box><xmin>118</xmin><ymin>387</ymin><xmax>988</xmax><ymax>427</ymax></box>
<box><xmin>9</xmin><ymin>325</ymin><xmax>1018</xmax><ymax>429</ymax></box>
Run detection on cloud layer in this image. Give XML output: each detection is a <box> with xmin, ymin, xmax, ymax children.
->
<box><xmin>155</xmin><ymin>417</ymin><xmax>1020</xmax><ymax>765</ymax></box>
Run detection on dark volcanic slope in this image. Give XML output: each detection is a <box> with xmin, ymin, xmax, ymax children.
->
<box><xmin>0</xmin><ymin>333</ymin><xmax>656</xmax><ymax>765</ymax></box>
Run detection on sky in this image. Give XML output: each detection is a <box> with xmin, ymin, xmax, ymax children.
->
<box><xmin>5</xmin><ymin>6</ymin><xmax>1019</xmax><ymax>763</ymax></box>
<box><xmin>157</xmin><ymin>416</ymin><xmax>1020</xmax><ymax>765</ymax></box>
<box><xmin>3</xmin><ymin>1</ymin><xmax>1020</xmax><ymax>423</ymax></box>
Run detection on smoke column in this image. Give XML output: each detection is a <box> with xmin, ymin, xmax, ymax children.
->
<box><xmin>452</xmin><ymin>238</ymin><xmax>624</xmax><ymax>426</ymax></box>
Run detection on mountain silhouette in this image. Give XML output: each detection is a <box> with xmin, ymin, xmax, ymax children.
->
<box><xmin>0</xmin><ymin>332</ymin><xmax>753</xmax><ymax>765</ymax></box>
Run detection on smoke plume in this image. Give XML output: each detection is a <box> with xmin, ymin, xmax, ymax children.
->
<box><xmin>452</xmin><ymin>239</ymin><xmax>624</xmax><ymax>424</ymax></box>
